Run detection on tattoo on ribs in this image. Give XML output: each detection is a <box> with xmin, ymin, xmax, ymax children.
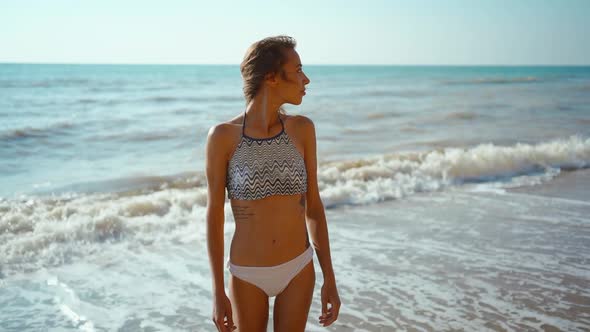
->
<box><xmin>232</xmin><ymin>205</ymin><xmax>254</xmax><ymax>221</ymax></box>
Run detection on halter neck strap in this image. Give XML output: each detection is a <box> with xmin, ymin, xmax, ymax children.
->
<box><xmin>242</xmin><ymin>110</ymin><xmax>284</xmax><ymax>139</ymax></box>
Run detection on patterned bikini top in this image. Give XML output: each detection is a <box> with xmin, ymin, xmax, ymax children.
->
<box><xmin>226</xmin><ymin>110</ymin><xmax>308</xmax><ymax>200</ymax></box>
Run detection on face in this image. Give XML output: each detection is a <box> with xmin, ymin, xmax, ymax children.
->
<box><xmin>269</xmin><ymin>48</ymin><xmax>311</xmax><ymax>105</ymax></box>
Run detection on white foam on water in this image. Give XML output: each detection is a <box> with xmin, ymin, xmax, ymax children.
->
<box><xmin>2</xmin><ymin>136</ymin><xmax>589</xmax><ymax>275</ymax></box>
<box><xmin>318</xmin><ymin>135</ymin><xmax>589</xmax><ymax>207</ymax></box>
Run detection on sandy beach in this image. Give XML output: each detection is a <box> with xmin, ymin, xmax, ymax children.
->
<box><xmin>306</xmin><ymin>184</ymin><xmax>590</xmax><ymax>331</ymax></box>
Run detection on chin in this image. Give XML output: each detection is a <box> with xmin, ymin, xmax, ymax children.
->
<box><xmin>285</xmin><ymin>95</ymin><xmax>304</xmax><ymax>106</ymax></box>
<box><xmin>286</xmin><ymin>100</ymin><xmax>303</xmax><ymax>106</ymax></box>
<box><xmin>293</xmin><ymin>97</ymin><xmax>304</xmax><ymax>105</ymax></box>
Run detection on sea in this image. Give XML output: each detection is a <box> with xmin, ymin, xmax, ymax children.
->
<box><xmin>1</xmin><ymin>64</ymin><xmax>589</xmax><ymax>331</ymax></box>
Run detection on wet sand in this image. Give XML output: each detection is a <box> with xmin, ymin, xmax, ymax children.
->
<box><xmin>508</xmin><ymin>168</ymin><xmax>590</xmax><ymax>202</ymax></box>
<box><xmin>301</xmin><ymin>185</ymin><xmax>590</xmax><ymax>331</ymax></box>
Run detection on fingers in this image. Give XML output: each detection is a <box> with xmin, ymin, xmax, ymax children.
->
<box><xmin>212</xmin><ymin>294</ymin><xmax>237</xmax><ymax>331</ymax></box>
<box><xmin>227</xmin><ymin>319</ymin><xmax>237</xmax><ymax>332</ymax></box>
<box><xmin>212</xmin><ymin>317</ymin><xmax>225</xmax><ymax>332</ymax></box>
<box><xmin>319</xmin><ymin>300</ymin><xmax>341</xmax><ymax>327</ymax></box>
<box><xmin>319</xmin><ymin>309</ymin><xmax>332</xmax><ymax>325</ymax></box>
<box><xmin>319</xmin><ymin>296</ymin><xmax>329</xmax><ymax>325</ymax></box>
<box><xmin>212</xmin><ymin>315</ymin><xmax>237</xmax><ymax>332</ymax></box>
<box><xmin>319</xmin><ymin>309</ymin><xmax>337</xmax><ymax>326</ymax></box>
<box><xmin>223</xmin><ymin>319</ymin><xmax>236</xmax><ymax>332</ymax></box>
<box><xmin>319</xmin><ymin>304</ymin><xmax>334</xmax><ymax>326</ymax></box>
<box><xmin>222</xmin><ymin>315</ymin><xmax>237</xmax><ymax>332</ymax></box>
<box><xmin>226</xmin><ymin>308</ymin><xmax>235</xmax><ymax>331</ymax></box>
<box><xmin>212</xmin><ymin>317</ymin><xmax>222</xmax><ymax>332</ymax></box>
<box><xmin>225</xmin><ymin>299</ymin><xmax>236</xmax><ymax>331</ymax></box>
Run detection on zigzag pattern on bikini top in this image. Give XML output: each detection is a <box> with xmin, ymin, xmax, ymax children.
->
<box><xmin>226</xmin><ymin>131</ymin><xmax>308</xmax><ymax>200</ymax></box>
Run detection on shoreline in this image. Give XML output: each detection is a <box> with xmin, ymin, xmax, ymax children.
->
<box><xmin>507</xmin><ymin>167</ymin><xmax>590</xmax><ymax>202</ymax></box>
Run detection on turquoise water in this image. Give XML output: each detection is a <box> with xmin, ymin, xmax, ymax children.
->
<box><xmin>1</xmin><ymin>64</ymin><xmax>589</xmax><ymax>198</ymax></box>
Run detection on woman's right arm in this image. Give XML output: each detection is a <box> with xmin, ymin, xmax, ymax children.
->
<box><xmin>205</xmin><ymin>124</ymin><xmax>237</xmax><ymax>331</ymax></box>
<box><xmin>205</xmin><ymin>124</ymin><xmax>230</xmax><ymax>296</ymax></box>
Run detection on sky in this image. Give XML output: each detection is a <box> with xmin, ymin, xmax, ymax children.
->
<box><xmin>1</xmin><ymin>0</ymin><xmax>589</xmax><ymax>65</ymax></box>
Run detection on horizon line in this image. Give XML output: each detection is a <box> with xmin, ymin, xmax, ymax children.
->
<box><xmin>1</xmin><ymin>62</ymin><xmax>590</xmax><ymax>67</ymax></box>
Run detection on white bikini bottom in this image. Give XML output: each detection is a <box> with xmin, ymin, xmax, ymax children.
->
<box><xmin>227</xmin><ymin>246</ymin><xmax>314</xmax><ymax>297</ymax></box>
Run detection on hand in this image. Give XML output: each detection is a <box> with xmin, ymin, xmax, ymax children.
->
<box><xmin>319</xmin><ymin>280</ymin><xmax>341</xmax><ymax>327</ymax></box>
<box><xmin>212</xmin><ymin>292</ymin><xmax>237</xmax><ymax>332</ymax></box>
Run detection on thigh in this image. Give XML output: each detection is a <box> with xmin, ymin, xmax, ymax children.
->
<box><xmin>273</xmin><ymin>260</ymin><xmax>316</xmax><ymax>332</ymax></box>
<box><xmin>228</xmin><ymin>274</ymin><xmax>269</xmax><ymax>332</ymax></box>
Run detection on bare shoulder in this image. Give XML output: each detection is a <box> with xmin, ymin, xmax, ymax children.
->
<box><xmin>284</xmin><ymin>114</ymin><xmax>315</xmax><ymax>132</ymax></box>
<box><xmin>283</xmin><ymin>114</ymin><xmax>316</xmax><ymax>154</ymax></box>
<box><xmin>207</xmin><ymin>122</ymin><xmax>232</xmax><ymax>143</ymax></box>
<box><xmin>206</xmin><ymin>117</ymin><xmax>243</xmax><ymax>158</ymax></box>
<box><xmin>209</xmin><ymin>113</ymin><xmax>244</xmax><ymax>137</ymax></box>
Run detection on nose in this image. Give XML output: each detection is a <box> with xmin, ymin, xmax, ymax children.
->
<box><xmin>303</xmin><ymin>73</ymin><xmax>310</xmax><ymax>85</ymax></box>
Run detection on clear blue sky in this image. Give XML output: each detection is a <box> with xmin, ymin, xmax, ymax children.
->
<box><xmin>1</xmin><ymin>0</ymin><xmax>588</xmax><ymax>65</ymax></box>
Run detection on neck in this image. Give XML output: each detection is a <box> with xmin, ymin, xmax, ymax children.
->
<box><xmin>245</xmin><ymin>88</ymin><xmax>283</xmax><ymax>133</ymax></box>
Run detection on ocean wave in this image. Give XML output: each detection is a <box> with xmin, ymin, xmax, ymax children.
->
<box><xmin>0</xmin><ymin>186</ymin><xmax>209</xmax><ymax>274</ymax></box>
<box><xmin>0</xmin><ymin>121</ymin><xmax>76</xmax><ymax>142</ymax></box>
<box><xmin>443</xmin><ymin>77</ymin><xmax>540</xmax><ymax>85</ymax></box>
<box><xmin>317</xmin><ymin>135</ymin><xmax>589</xmax><ymax>207</ymax></box>
<box><xmin>8</xmin><ymin>135</ymin><xmax>590</xmax><ymax>207</ymax></box>
<box><xmin>142</xmin><ymin>84</ymin><xmax>176</xmax><ymax>91</ymax></box>
<box><xmin>0</xmin><ymin>78</ymin><xmax>92</xmax><ymax>89</ymax></box>
<box><xmin>143</xmin><ymin>95</ymin><xmax>242</xmax><ymax>104</ymax></box>
<box><xmin>76</xmin><ymin>98</ymin><xmax>101</xmax><ymax>104</ymax></box>
<box><xmin>366</xmin><ymin>112</ymin><xmax>402</xmax><ymax>120</ymax></box>
<box><xmin>364</xmin><ymin>90</ymin><xmax>429</xmax><ymax>98</ymax></box>
<box><xmin>64</xmin><ymin>95</ymin><xmax>243</xmax><ymax>106</ymax></box>
<box><xmin>2</xmin><ymin>136</ymin><xmax>589</xmax><ymax>272</ymax></box>
<box><xmin>88</xmin><ymin>130</ymin><xmax>179</xmax><ymax>143</ymax></box>
<box><xmin>444</xmin><ymin>111</ymin><xmax>478</xmax><ymax>120</ymax></box>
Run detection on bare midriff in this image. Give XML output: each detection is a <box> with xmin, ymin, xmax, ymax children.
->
<box><xmin>229</xmin><ymin>192</ymin><xmax>310</xmax><ymax>267</ymax></box>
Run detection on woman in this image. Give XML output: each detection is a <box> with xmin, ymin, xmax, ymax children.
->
<box><xmin>205</xmin><ymin>35</ymin><xmax>341</xmax><ymax>332</ymax></box>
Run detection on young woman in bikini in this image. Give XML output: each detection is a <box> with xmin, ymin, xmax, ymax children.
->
<box><xmin>205</xmin><ymin>35</ymin><xmax>341</xmax><ymax>331</ymax></box>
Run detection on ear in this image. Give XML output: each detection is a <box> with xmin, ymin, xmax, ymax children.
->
<box><xmin>264</xmin><ymin>72</ymin><xmax>279</xmax><ymax>87</ymax></box>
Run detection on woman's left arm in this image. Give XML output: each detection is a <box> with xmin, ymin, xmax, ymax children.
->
<box><xmin>299</xmin><ymin>115</ymin><xmax>341</xmax><ymax>327</ymax></box>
